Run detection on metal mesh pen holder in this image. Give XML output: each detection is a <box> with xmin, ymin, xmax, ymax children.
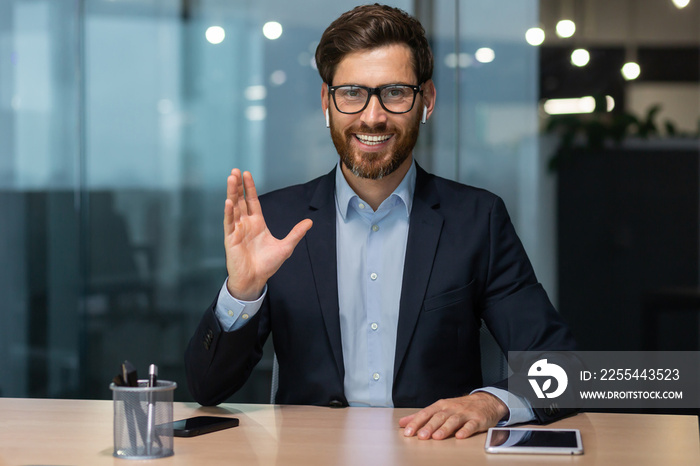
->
<box><xmin>111</xmin><ymin>380</ymin><xmax>177</xmax><ymax>459</ymax></box>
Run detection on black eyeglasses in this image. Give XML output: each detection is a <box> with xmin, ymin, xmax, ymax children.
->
<box><xmin>328</xmin><ymin>84</ymin><xmax>422</xmax><ymax>114</ymax></box>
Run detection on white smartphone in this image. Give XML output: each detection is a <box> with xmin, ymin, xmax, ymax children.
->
<box><xmin>485</xmin><ymin>427</ymin><xmax>583</xmax><ymax>455</ymax></box>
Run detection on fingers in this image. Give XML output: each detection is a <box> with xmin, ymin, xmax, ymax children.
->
<box><xmin>279</xmin><ymin>219</ymin><xmax>313</xmax><ymax>257</ymax></box>
<box><xmin>224</xmin><ymin>198</ymin><xmax>234</xmax><ymax>236</ymax></box>
<box><xmin>224</xmin><ymin>169</ymin><xmax>240</xmax><ymax>236</ymax></box>
<box><xmin>241</xmin><ymin>171</ymin><xmax>262</xmax><ymax>216</ymax></box>
<box><xmin>455</xmin><ymin>419</ymin><xmax>480</xmax><ymax>439</ymax></box>
<box><xmin>429</xmin><ymin>412</ymin><xmax>470</xmax><ymax>440</ymax></box>
<box><xmin>405</xmin><ymin>410</ymin><xmax>481</xmax><ymax>440</ymax></box>
<box><xmin>401</xmin><ymin>404</ymin><xmax>440</xmax><ymax>439</ymax></box>
<box><xmin>416</xmin><ymin>411</ymin><xmax>454</xmax><ymax>440</ymax></box>
<box><xmin>400</xmin><ymin>395</ymin><xmax>505</xmax><ymax>440</ymax></box>
<box><xmin>415</xmin><ymin>413</ymin><xmax>459</xmax><ymax>440</ymax></box>
<box><xmin>224</xmin><ymin>169</ymin><xmax>259</xmax><ymax>234</ymax></box>
<box><xmin>236</xmin><ymin>170</ymin><xmax>247</xmax><ymax>219</ymax></box>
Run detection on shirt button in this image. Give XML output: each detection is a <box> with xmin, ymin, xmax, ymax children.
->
<box><xmin>372</xmin><ymin>372</ymin><xmax>380</xmax><ymax>381</ymax></box>
<box><xmin>370</xmin><ymin>322</ymin><xmax>379</xmax><ymax>331</ymax></box>
<box><xmin>241</xmin><ymin>313</ymin><xmax>250</xmax><ymax>320</ymax></box>
<box><xmin>358</xmin><ymin>203</ymin><xmax>366</xmax><ymax>210</ymax></box>
<box><xmin>370</xmin><ymin>273</ymin><xmax>378</xmax><ymax>281</ymax></box>
<box><xmin>228</xmin><ymin>310</ymin><xmax>234</xmax><ymax>317</ymax></box>
<box><xmin>371</xmin><ymin>224</ymin><xmax>379</xmax><ymax>232</ymax></box>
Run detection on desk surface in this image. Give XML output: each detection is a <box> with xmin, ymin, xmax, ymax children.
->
<box><xmin>0</xmin><ymin>398</ymin><xmax>698</xmax><ymax>465</ymax></box>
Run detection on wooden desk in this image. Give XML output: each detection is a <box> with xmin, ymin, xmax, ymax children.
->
<box><xmin>0</xmin><ymin>398</ymin><xmax>697</xmax><ymax>465</ymax></box>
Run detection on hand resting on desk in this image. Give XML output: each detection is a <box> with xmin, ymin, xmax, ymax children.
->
<box><xmin>399</xmin><ymin>391</ymin><xmax>508</xmax><ymax>440</ymax></box>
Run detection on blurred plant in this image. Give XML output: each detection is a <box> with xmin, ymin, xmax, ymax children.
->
<box><xmin>545</xmin><ymin>103</ymin><xmax>700</xmax><ymax>171</ymax></box>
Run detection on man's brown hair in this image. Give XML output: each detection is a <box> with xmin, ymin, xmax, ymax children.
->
<box><xmin>315</xmin><ymin>4</ymin><xmax>433</xmax><ymax>86</ymax></box>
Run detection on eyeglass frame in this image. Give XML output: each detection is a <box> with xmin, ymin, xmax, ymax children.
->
<box><xmin>327</xmin><ymin>83</ymin><xmax>423</xmax><ymax>115</ymax></box>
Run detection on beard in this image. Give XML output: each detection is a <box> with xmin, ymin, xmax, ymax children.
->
<box><xmin>330</xmin><ymin>111</ymin><xmax>421</xmax><ymax>180</ymax></box>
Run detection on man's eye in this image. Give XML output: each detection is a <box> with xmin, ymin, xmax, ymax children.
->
<box><xmin>385</xmin><ymin>87</ymin><xmax>409</xmax><ymax>98</ymax></box>
<box><xmin>339</xmin><ymin>88</ymin><xmax>363</xmax><ymax>99</ymax></box>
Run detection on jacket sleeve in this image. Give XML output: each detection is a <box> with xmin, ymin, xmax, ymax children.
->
<box><xmin>480</xmin><ymin>196</ymin><xmax>578</xmax><ymax>423</ymax></box>
<box><xmin>184</xmin><ymin>294</ymin><xmax>270</xmax><ymax>406</ymax></box>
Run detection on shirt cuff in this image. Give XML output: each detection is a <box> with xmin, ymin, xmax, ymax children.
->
<box><xmin>214</xmin><ymin>279</ymin><xmax>266</xmax><ymax>331</ymax></box>
<box><xmin>471</xmin><ymin>387</ymin><xmax>535</xmax><ymax>426</ymax></box>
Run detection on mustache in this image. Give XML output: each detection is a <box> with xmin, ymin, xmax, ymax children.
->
<box><xmin>350</xmin><ymin>122</ymin><xmax>389</xmax><ymax>134</ymax></box>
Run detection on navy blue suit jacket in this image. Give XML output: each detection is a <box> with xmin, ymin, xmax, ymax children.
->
<box><xmin>185</xmin><ymin>165</ymin><xmax>576</xmax><ymax>422</ymax></box>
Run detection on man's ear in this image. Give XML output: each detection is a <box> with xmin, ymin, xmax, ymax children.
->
<box><xmin>421</xmin><ymin>79</ymin><xmax>436</xmax><ymax>122</ymax></box>
<box><xmin>321</xmin><ymin>82</ymin><xmax>329</xmax><ymax>114</ymax></box>
<box><xmin>321</xmin><ymin>83</ymin><xmax>330</xmax><ymax>128</ymax></box>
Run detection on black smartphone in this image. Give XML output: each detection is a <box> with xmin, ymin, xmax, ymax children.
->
<box><xmin>166</xmin><ymin>416</ymin><xmax>239</xmax><ymax>437</ymax></box>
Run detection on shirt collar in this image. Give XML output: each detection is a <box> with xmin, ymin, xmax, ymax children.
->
<box><xmin>335</xmin><ymin>160</ymin><xmax>416</xmax><ymax>220</ymax></box>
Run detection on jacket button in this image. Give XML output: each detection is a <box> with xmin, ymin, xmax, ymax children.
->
<box><xmin>329</xmin><ymin>400</ymin><xmax>345</xmax><ymax>408</ymax></box>
<box><xmin>203</xmin><ymin>330</ymin><xmax>213</xmax><ymax>350</ymax></box>
<box><xmin>544</xmin><ymin>404</ymin><xmax>559</xmax><ymax>416</ymax></box>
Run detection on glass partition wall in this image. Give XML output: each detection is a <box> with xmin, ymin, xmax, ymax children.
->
<box><xmin>4</xmin><ymin>0</ymin><xmax>695</xmax><ymax>401</ymax></box>
<box><xmin>0</xmin><ymin>0</ymin><xmax>83</xmax><ymax>398</ymax></box>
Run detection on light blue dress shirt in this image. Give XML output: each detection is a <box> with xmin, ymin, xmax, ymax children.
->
<box><xmin>214</xmin><ymin>162</ymin><xmax>534</xmax><ymax>425</ymax></box>
<box><xmin>334</xmin><ymin>161</ymin><xmax>413</xmax><ymax>407</ymax></box>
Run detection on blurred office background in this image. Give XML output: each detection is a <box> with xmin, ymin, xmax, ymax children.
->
<box><xmin>0</xmin><ymin>0</ymin><xmax>698</xmax><ymax>402</ymax></box>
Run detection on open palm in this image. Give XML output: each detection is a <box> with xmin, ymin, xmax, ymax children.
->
<box><xmin>224</xmin><ymin>169</ymin><xmax>313</xmax><ymax>301</ymax></box>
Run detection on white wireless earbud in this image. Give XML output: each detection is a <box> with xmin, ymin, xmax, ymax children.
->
<box><xmin>421</xmin><ymin>106</ymin><xmax>428</xmax><ymax>124</ymax></box>
<box><xmin>325</xmin><ymin>108</ymin><xmax>330</xmax><ymax>128</ymax></box>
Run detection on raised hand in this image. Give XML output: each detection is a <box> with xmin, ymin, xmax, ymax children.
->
<box><xmin>224</xmin><ymin>169</ymin><xmax>313</xmax><ymax>301</ymax></box>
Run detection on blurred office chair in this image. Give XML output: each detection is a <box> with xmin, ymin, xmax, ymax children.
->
<box><xmin>269</xmin><ymin>320</ymin><xmax>509</xmax><ymax>403</ymax></box>
<box><xmin>86</xmin><ymin>192</ymin><xmax>156</xmax><ymax>313</ymax></box>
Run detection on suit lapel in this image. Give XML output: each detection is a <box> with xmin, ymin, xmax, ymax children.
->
<box><xmin>394</xmin><ymin>167</ymin><xmax>444</xmax><ymax>380</ymax></box>
<box><xmin>305</xmin><ymin>170</ymin><xmax>345</xmax><ymax>380</ymax></box>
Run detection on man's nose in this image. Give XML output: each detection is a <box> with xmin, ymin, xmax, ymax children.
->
<box><xmin>360</xmin><ymin>94</ymin><xmax>388</xmax><ymax>126</ymax></box>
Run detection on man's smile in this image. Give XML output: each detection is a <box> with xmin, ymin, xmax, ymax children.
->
<box><xmin>354</xmin><ymin>133</ymin><xmax>393</xmax><ymax>146</ymax></box>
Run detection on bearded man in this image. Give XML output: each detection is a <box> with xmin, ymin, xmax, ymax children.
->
<box><xmin>185</xmin><ymin>4</ymin><xmax>576</xmax><ymax>440</ymax></box>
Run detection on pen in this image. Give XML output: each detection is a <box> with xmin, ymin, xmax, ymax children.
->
<box><xmin>118</xmin><ymin>362</ymin><xmax>139</xmax><ymax>451</ymax></box>
<box><xmin>146</xmin><ymin>364</ymin><xmax>158</xmax><ymax>455</ymax></box>
<box><xmin>122</xmin><ymin>360</ymin><xmax>138</xmax><ymax>387</ymax></box>
<box><xmin>149</xmin><ymin>364</ymin><xmax>158</xmax><ymax>388</ymax></box>
<box><xmin>120</xmin><ymin>360</ymin><xmax>149</xmax><ymax>453</ymax></box>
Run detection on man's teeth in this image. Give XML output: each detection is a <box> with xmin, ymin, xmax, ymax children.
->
<box><xmin>356</xmin><ymin>134</ymin><xmax>391</xmax><ymax>146</ymax></box>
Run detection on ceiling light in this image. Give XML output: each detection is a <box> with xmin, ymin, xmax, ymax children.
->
<box><xmin>444</xmin><ymin>53</ymin><xmax>473</xmax><ymax>68</ymax></box>
<box><xmin>525</xmin><ymin>28</ymin><xmax>545</xmax><ymax>46</ymax></box>
<box><xmin>543</xmin><ymin>96</ymin><xmax>596</xmax><ymax>115</ymax></box>
<box><xmin>672</xmin><ymin>0</ymin><xmax>690</xmax><ymax>9</ymax></box>
<box><xmin>263</xmin><ymin>22</ymin><xmax>283</xmax><ymax>40</ymax></box>
<box><xmin>474</xmin><ymin>48</ymin><xmax>495</xmax><ymax>64</ymax></box>
<box><xmin>270</xmin><ymin>70</ymin><xmax>287</xmax><ymax>86</ymax></box>
<box><xmin>621</xmin><ymin>62</ymin><xmax>641</xmax><ymax>80</ymax></box>
<box><xmin>246</xmin><ymin>106</ymin><xmax>267</xmax><ymax>121</ymax></box>
<box><xmin>606</xmin><ymin>96</ymin><xmax>615</xmax><ymax>112</ymax></box>
<box><xmin>244</xmin><ymin>85</ymin><xmax>267</xmax><ymax>101</ymax></box>
<box><xmin>556</xmin><ymin>19</ymin><xmax>576</xmax><ymax>38</ymax></box>
<box><xmin>571</xmin><ymin>49</ymin><xmax>590</xmax><ymax>67</ymax></box>
<box><xmin>205</xmin><ymin>26</ymin><xmax>225</xmax><ymax>45</ymax></box>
